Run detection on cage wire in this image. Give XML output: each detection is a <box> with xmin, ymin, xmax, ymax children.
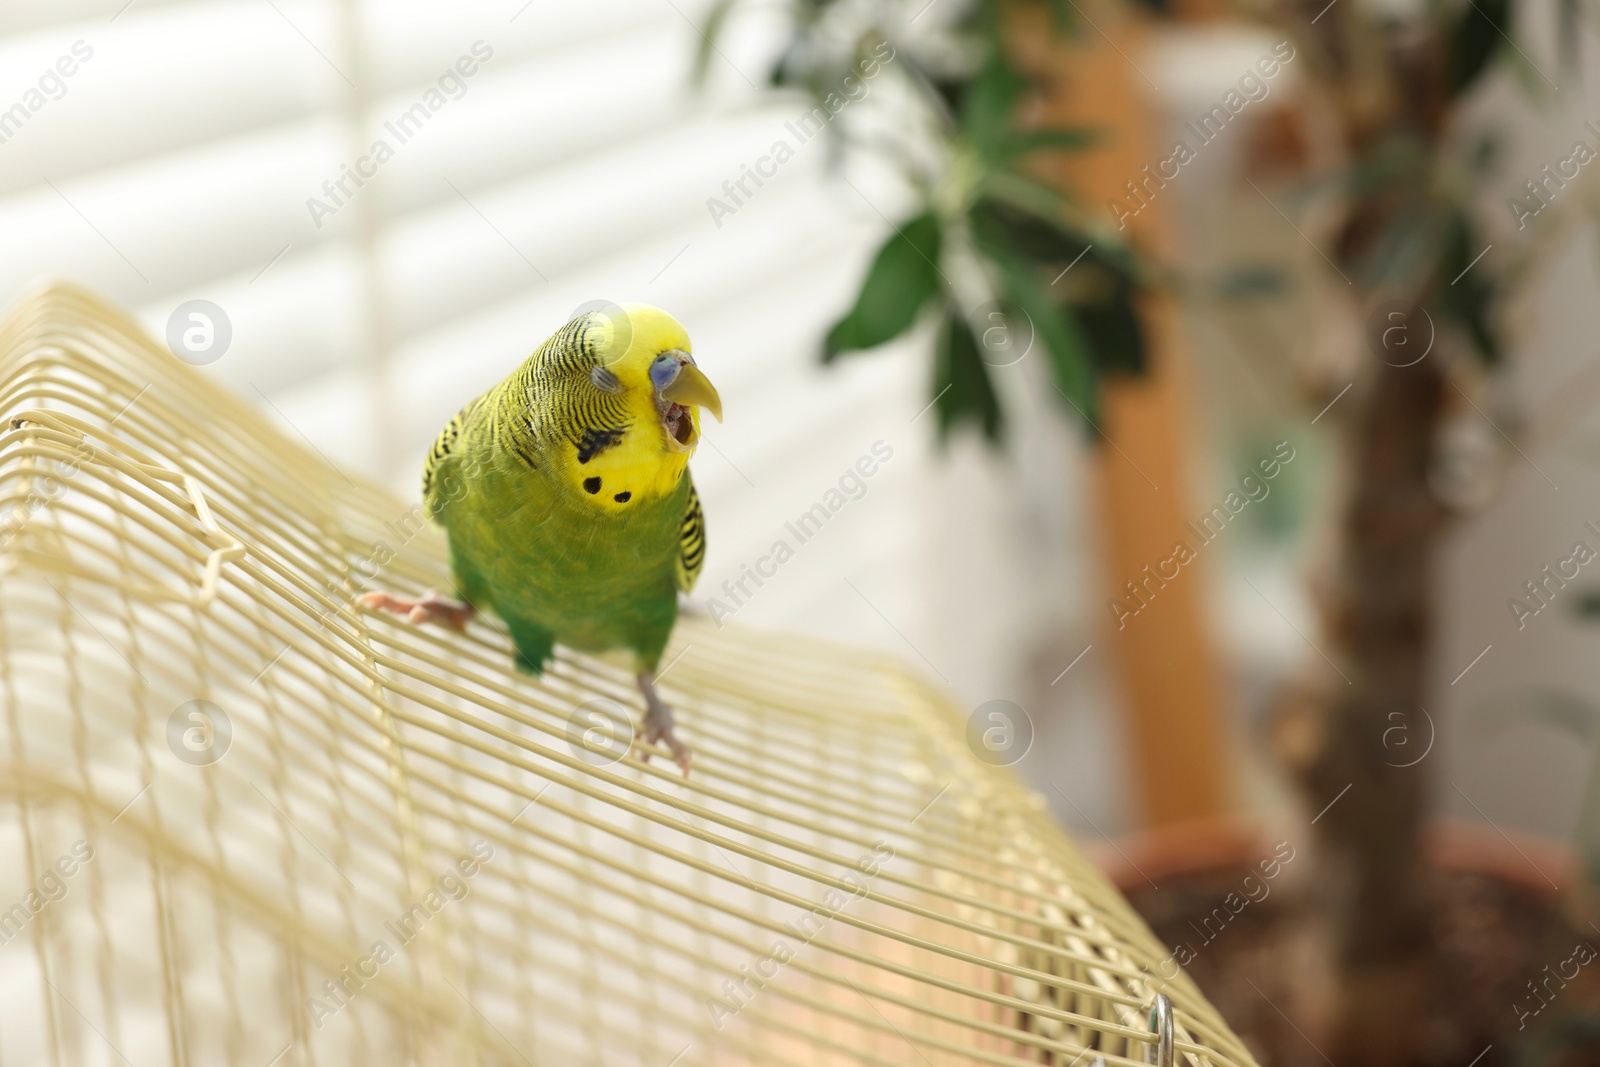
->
<box><xmin>0</xmin><ymin>281</ymin><xmax>1263</xmax><ymax>1067</ymax></box>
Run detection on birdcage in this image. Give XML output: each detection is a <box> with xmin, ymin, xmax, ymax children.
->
<box><xmin>0</xmin><ymin>281</ymin><xmax>1262</xmax><ymax>1067</ymax></box>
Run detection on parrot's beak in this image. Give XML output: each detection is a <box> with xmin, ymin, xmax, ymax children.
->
<box><xmin>661</xmin><ymin>362</ymin><xmax>723</xmax><ymax>424</ymax></box>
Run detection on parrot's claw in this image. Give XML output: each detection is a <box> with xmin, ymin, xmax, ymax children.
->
<box><xmin>357</xmin><ymin>589</ymin><xmax>476</xmax><ymax>632</ymax></box>
<box><xmin>634</xmin><ymin>669</ymin><xmax>692</xmax><ymax>776</ymax></box>
<box><xmin>642</xmin><ymin>711</ymin><xmax>693</xmax><ymax>777</ymax></box>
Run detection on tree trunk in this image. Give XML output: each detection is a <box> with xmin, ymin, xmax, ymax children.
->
<box><xmin>1276</xmin><ymin>339</ymin><xmax>1449</xmax><ymax>1064</ymax></box>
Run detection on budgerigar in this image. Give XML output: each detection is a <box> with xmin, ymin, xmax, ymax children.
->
<box><xmin>359</xmin><ymin>305</ymin><xmax>721</xmax><ymax>773</ymax></box>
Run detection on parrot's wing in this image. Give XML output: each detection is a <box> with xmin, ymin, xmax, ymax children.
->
<box><xmin>673</xmin><ymin>480</ymin><xmax>705</xmax><ymax>593</ymax></box>
<box><xmin>422</xmin><ymin>395</ymin><xmax>485</xmax><ymax>518</ymax></box>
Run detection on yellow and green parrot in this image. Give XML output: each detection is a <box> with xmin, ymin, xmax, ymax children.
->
<box><xmin>359</xmin><ymin>305</ymin><xmax>721</xmax><ymax>774</ymax></box>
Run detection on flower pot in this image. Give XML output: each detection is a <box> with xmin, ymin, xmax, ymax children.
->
<box><xmin>1085</xmin><ymin>817</ymin><xmax>1594</xmax><ymax>1067</ymax></box>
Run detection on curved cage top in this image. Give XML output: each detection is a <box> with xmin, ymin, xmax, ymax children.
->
<box><xmin>0</xmin><ymin>282</ymin><xmax>1260</xmax><ymax>1067</ymax></box>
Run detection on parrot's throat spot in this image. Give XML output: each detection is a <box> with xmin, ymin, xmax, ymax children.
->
<box><xmin>583</xmin><ymin>477</ymin><xmax>601</xmax><ymax>494</ymax></box>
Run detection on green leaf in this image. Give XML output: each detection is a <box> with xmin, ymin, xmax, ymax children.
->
<box><xmin>979</xmin><ymin>168</ymin><xmax>1095</xmax><ymax>239</ymax></box>
<box><xmin>1074</xmin><ymin>273</ymin><xmax>1146</xmax><ymax>377</ymax></box>
<box><xmin>1447</xmin><ymin>0</ymin><xmax>1511</xmax><ymax>96</ymax></box>
<box><xmin>971</xmin><ymin>197</ymin><xmax>1145</xmax><ymax>380</ymax></box>
<box><xmin>1342</xmin><ymin>134</ymin><xmax>1431</xmax><ymax>203</ymax></box>
<box><xmin>970</xmin><ymin>201</ymin><xmax>1097</xmax><ymax>419</ymax></box>
<box><xmin>972</xmin><ymin>194</ymin><xmax>1141</xmax><ymax>280</ymax></box>
<box><xmin>933</xmin><ymin>306</ymin><xmax>1004</xmax><ymax>443</ymax></box>
<box><xmin>822</xmin><ymin>212</ymin><xmax>944</xmax><ymax>361</ymax></box>
<box><xmin>1038</xmin><ymin>0</ymin><xmax>1091</xmax><ymax>34</ymax></box>
<box><xmin>993</xmin><ymin>126</ymin><xmax>1101</xmax><ymax>162</ymax></box>
<box><xmin>690</xmin><ymin>0</ymin><xmax>741</xmax><ymax>88</ymax></box>
<box><xmin>927</xmin><ymin>75</ymin><xmax>970</xmax><ymax>122</ymax></box>
<box><xmin>961</xmin><ymin>53</ymin><xmax>1027</xmax><ymax>159</ymax></box>
<box><xmin>1434</xmin><ymin>208</ymin><xmax>1499</xmax><ymax>365</ymax></box>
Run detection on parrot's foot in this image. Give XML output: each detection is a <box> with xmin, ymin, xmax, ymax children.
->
<box><xmin>633</xmin><ymin>670</ymin><xmax>691</xmax><ymax>776</ymax></box>
<box><xmin>357</xmin><ymin>589</ymin><xmax>476</xmax><ymax>632</ymax></box>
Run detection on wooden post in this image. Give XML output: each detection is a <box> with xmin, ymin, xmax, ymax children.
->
<box><xmin>1018</xmin><ymin>5</ymin><xmax>1233</xmax><ymax>826</ymax></box>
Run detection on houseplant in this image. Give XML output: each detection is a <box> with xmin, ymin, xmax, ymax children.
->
<box><xmin>701</xmin><ymin>0</ymin><xmax>1595</xmax><ymax>1062</ymax></box>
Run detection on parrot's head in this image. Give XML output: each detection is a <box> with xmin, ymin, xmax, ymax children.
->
<box><xmin>549</xmin><ymin>303</ymin><xmax>723</xmax><ymax>509</ymax></box>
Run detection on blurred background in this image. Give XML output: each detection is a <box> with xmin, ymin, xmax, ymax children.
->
<box><xmin>4</xmin><ymin>0</ymin><xmax>1600</xmax><ymax>1061</ymax></box>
